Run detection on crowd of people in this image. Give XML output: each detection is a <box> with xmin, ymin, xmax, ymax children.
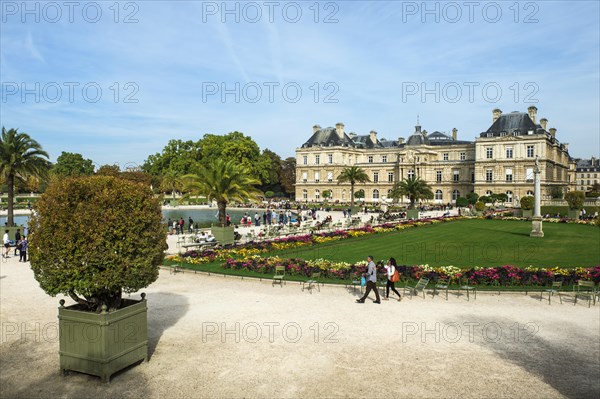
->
<box><xmin>2</xmin><ymin>228</ymin><xmax>28</xmax><ymax>262</ymax></box>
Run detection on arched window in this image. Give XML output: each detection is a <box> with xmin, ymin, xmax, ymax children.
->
<box><xmin>435</xmin><ymin>190</ymin><xmax>443</xmax><ymax>200</ymax></box>
<box><xmin>373</xmin><ymin>189</ymin><xmax>380</xmax><ymax>199</ymax></box>
<box><xmin>452</xmin><ymin>190</ymin><xmax>460</xmax><ymax>201</ymax></box>
<box><xmin>527</xmin><ymin>190</ymin><xmax>534</xmax><ymax>196</ymax></box>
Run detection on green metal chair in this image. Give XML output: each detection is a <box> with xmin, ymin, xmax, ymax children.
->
<box><xmin>432</xmin><ymin>277</ymin><xmax>451</xmax><ymax>300</ymax></box>
<box><xmin>302</xmin><ymin>272</ymin><xmax>321</xmax><ymax>293</ymax></box>
<box><xmin>574</xmin><ymin>280</ymin><xmax>596</xmax><ymax>307</ymax></box>
<box><xmin>458</xmin><ymin>277</ymin><xmax>476</xmax><ymax>301</ymax></box>
<box><xmin>403</xmin><ymin>277</ymin><xmax>430</xmax><ymax>299</ymax></box>
<box><xmin>272</xmin><ymin>266</ymin><xmax>285</xmax><ymax>287</ymax></box>
<box><xmin>540</xmin><ymin>281</ymin><xmax>562</xmax><ymax>305</ymax></box>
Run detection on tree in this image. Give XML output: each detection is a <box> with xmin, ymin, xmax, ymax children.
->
<box><xmin>520</xmin><ymin>196</ymin><xmax>534</xmax><ymax>210</ymax></box>
<box><xmin>565</xmin><ymin>191</ymin><xmax>585</xmax><ymax>210</ymax></box>
<box><xmin>322</xmin><ymin>190</ymin><xmax>332</xmax><ymax>200</ymax></box>
<box><xmin>337</xmin><ymin>166</ymin><xmax>370</xmax><ymax>207</ymax></box>
<box><xmin>586</xmin><ymin>182</ymin><xmax>600</xmax><ymax>198</ymax></box>
<box><xmin>354</xmin><ymin>189</ymin><xmax>365</xmax><ymax>200</ymax></box>
<box><xmin>466</xmin><ymin>192</ymin><xmax>479</xmax><ymax>205</ymax></box>
<box><xmin>29</xmin><ymin>176</ymin><xmax>167</xmax><ymax>312</ymax></box>
<box><xmin>160</xmin><ymin>169</ymin><xmax>182</xmax><ymax>199</ymax></box>
<box><xmin>456</xmin><ymin>197</ymin><xmax>469</xmax><ymax>207</ymax></box>
<box><xmin>280</xmin><ymin>157</ymin><xmax>296</xmax><ymax>196</ymax></box>
<box><xmin>489</xmin><ymin>193</ymin><xmax>508</xmax><ymax>204</ymax></box>
<box><xmin>143</xmin><ymin>139</ymin><xmax>202</xmax><ymax>177</ymax></box>
<box><xmin>96</xmin><ymin>164</ymin><xmax>120</xmax><ymax>176</ymax></box>
<box><xmin>389</xmin><ymin>176</ymin><xmax>433</xmax><ymax>209</ymax></box>
<box><xmin>182</xmin><ymin>159</ymin><xmax>262</xmax><ymax>226</ymax></box>
<box><xmin>550</xmin><ymin>186</ymin><xmax>564</xmax><ymax>199</ymax></box>
<box><xmin>0</xmin><ymin>127</ymin><xmax>50</xmax><ymax>226</ymax></box>
<box><xmin>52</xmin><ymin>152</ymin><xmax>94</xmax><ymax>177</ymax></box>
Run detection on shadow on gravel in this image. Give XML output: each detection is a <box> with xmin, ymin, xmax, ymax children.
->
<box><xmin>146</xmin><ymin>292</ymin><xmax>189</xmax><ymax>360</ymax></box>
<box><xmin>459</xmin><ymin>315</ymin><xmax>600</xmax><ymax>399</ymax></box>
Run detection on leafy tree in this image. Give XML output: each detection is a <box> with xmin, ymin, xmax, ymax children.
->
<box><xmin>586</xmin><ymin>182</ymin><xmax>600</xmax><ymax>198</ymax></box>
<box><xmin>0</xmin><ymin>127</ymin><xmax>50</xmax><ymax>226</ymax></box>
<box><xmin>475</xmin><ymin>201</ymin><xmax>485</xmax><ymax>211</ymax></box>
<box><xmin>466</xmin><ymin>192</ymin><xmax>479</xmax><ymax>205</ymax></box>
<box><xmin>520</xmin><ymin>196</ymin><xmax>534</xmax><ymax>210</ymax></box>
<box><xmin>456</xmin><ymin>197</ymin><xmax>469</xmax><ymax>207</ymax></box>
<box><xmin>389</xmin><ymin>176</ymin><xmax>433</xmax><ymax>209</ymax></box>
<box><xmin>265</xmin><ymin>190</ymin><xmax>275</xmax><ymax>198</ymax></box>
<box><xmin>261</xmin><ymin>149</ymin><xmax>283</xmax><ymax>187</ymax></box>
<box><xmin>550</xmin><ymin>186</ymin><xmax>564</xmax><ymax>199</ymax></box>
<box><xmin>143</xmin><ymin>139</ymin><xmax>202</xmax><ymax>177</ymax></box>
<box><xmin>479</xmin><ymin>195</ymin><xmax>491</xmax><ymax>204</ymax></box>
<box><xmin>354</xmin><ymin>189</ymin><xmax>365</xmax><ymax>200</ymax></box>
<box><xmin>52</xmin><ymin>152</ymin><xmax>94</xmax><ymax>177</ymax></box>
<box><xmin>96</xmin><ymin>164</ymin><xmax>120</xmax><ymax>176</ymax></box>
<box><xmin>337</xmin><ymin>166</ymin><xmax>370</xmax><ymax>207</ymax></box>
<box><xmin>322</xmin><ymin>190</ymin><xmax>332</xmax><ymax>200</ymax></box>
<box><xmin>490</xmin><ymin>193</ymin><xmax>508</xmax><ymax>204</ymax></box>
<box><xmin>565</xmin><ymin>191</ymin><xmax>585</xmax><ymax>210</ymax></box>
<box><xmin>280</xmin><ymin>157</ymin><xmax>296</xmax><ymax>196</ymax></box>
<box><xmin>29</xmin><ymin>176</ymin><xmax>167</xmax><ymax>312</ymax></box>
<box><xmin>182</xmin><ymin>159</ymin><xmax>262</xmax><ymax>226</ymax></box>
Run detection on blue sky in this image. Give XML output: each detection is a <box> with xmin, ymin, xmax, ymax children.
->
<box><xmin>1</xmin><ymin>1</ymin><xmax>599</xmax><ymax>167</ymax></box>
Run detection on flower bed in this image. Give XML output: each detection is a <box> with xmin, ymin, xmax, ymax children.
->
<box><xmin>220</xmin><ymin>256</ymin><xmax>600</xmax><ymax>287</ymax></box>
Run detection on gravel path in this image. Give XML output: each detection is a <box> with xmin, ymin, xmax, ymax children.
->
<box><xmin>1</xmin><ymin>254</ymin><xmax>598</xmax><ymax>399</ymax></box>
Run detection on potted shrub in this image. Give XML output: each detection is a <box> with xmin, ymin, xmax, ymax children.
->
<box><xmin>565</xmin><ymin>191</ymin><xmax>585</xmax><ymax>219</ymax></box>
<box><xmin>29</xmin><ymin>176</ymin><xmax>167</xmax><ymax>382</ymax></box>
<box><xmin>520</xmin><ymin>195</ymin><xmax>534</xmax><ymax>218</ymax></box>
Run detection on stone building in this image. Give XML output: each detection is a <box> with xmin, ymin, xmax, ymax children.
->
<box><xmin>295</xmin><ymin>107</ymin><xmax>575</xmax><ymax>205</ymax></box>
<box><xmin>574</xmin><ymin>157</ymin><xmax>600</xmax><ymax>192</ymax></box>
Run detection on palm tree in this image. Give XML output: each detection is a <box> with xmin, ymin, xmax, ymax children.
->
<box><xmin>0</xmin><ymin>128</ymin><xmax>50</xmax><ymax>226</ymax></box>
<box><xmin>182</xmin><ymin>159</ymin><xmax>262</xmax><ymax>226</ymax></box>
<box><xmin>160</xmin><ymin>169</ymin><xmax>182</xmax><ymax>200</ymax></box>
<box><xmin>337</xmin><ymin>166</ymin><xmax>370</xmax><ymax>207</ymax></box>
<box><xmin>389</xmin><ymin>176</ymin><xmax>433</xmax><ymax>209</ymax></box>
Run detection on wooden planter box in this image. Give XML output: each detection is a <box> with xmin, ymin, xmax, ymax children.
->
<box><xmin>522</xmin><ymin>209</ymin><xmax>533</xmax><ymax>218</ymax></box>
<box><xmin>568</xmin><ymin>209</ymin><xmax>580</xmax><ymax>219</ymax></box>
<box><xmin>406</xmin><ymin>210</ymin><xmax>419</xmax><ymax>220</ymax></box>
<box><xmin>211</xmin><ymin>226</ymin><xmax>234</xmax><ymax>245</ymax></box>
<box><xmin>58</xmin><ymin>296</ymin><xmax>148</xmax><ymax>382</ymax></box>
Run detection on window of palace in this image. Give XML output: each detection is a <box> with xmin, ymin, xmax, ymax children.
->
<box><xmin>453</xmin><ymin>170</ymin><xmax>460</xmax><ymax>182</ymax></box>
<box><xmin>506</xmin><ymin>168</ymin><xmax>513</xmax><ymax>182</ymax></box>
<box><xmin>486</xmin><ymin>147</ymin><xmax>493</xmax><ymax>159</ymax></box>
<box><xmin>452</xmin><ymin>190</ymin><xmax>460</xmax><ymax>201</ymax></box>
<box><xmin>388</xmin><ymin>172</ymin><xmax>394</xmax><ymax>182</ymax></box>
<box><xmin>435</xmin><ymin>190</ymin><xmax>443</xmax><ymax>200</ymax></box>
<box><xmin>382</xmin><ymin>155</ymin><xmax>387</xmax><ymax>163</ymax></box>
<box><xmin>486</xmin><ymin>169</ymin><xmax>493</xmax><ymax>182</ymax></box>
<box><xmin>302</xmin><ymin>189</ymin><xmax>307</xmax><ymax>199</ymax></box>
<box><xmin>527</xmin><ymin>145</ymin><xmax>535</xmax><ymax>158</ymax></box>
<box><xmin>302</xmin><ymin>172</ymin><xmax>307</xmax><ymax>182</ymax></box>
<box><xmin>373</xmin><ymin>189</ymin><xmax>379</xmax><ymax>199</ymax></box>
<box><xmin>408</xmin><ymin>170</ymin><xmax>415</xmax><ymax>179</ymax></box>
<box><xmin>506</xmin><ymin>148</ymin><xmax>513</xmax><ymax>159</ymax></box>
<box><xmin>303</xmin><ymin>155</ymin><xmax>307</xmax><ymax>165</ymax></box>
<box><xmin>314</xmin><ymin>172</ymin><xmax>319</xmax><ymax>182</ymax></box>
<box><xmin>328</xmin><ymin>154</ymin><xmax>333</xmax><ymax>164</ymax></box>
<box><xmin>443</xmin><ymin>153</ymin><xmax>449</xmax><ymax>161</ymax></box>
<box><xmin>460</xmin><ymin>152</ymin><xmax>466</xmax><ymax>160</ymax></box>
<box><xmin>315</xmin><ymin>190</ymin><xmax>320</xmax><ymax>199</ymax></box>
<box><xmin>315</xmin><ymin>155</ymin><xmax>320</xmax><ymax>165</ymax></box>
<box><xmin>373</xmin><ymin>172</ymin><xmax>379</xmax><ymax>182</ymax></box>
<box><xmin>368</xmin><ymin>156</ymin><xmax>373</xmax><ymax>163</ymax></box>
<box><xmin>436</xmin><ymin>170</ymin><xmax>442</xmax><ymax>182</ymax></box>
<box><xmin>327</xmin><ymin>172</ymin><xmax>333</xmax><ymax>182</ymax></box>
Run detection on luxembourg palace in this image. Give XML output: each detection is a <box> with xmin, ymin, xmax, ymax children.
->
<box><xmin>295</xmin><ymin>106</ymin><xmax>577</xmax><ymax>205</ymax></box>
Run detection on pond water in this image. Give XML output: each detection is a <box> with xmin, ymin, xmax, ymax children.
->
<box><xmin>1</xmin><ymin>208</ymin><xmax>282</xmax><ymax>229</ymax></box>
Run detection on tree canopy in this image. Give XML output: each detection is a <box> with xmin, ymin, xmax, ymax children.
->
<box><xmin>29</xmin><ymin>176</ymin><xmax>167</xmax><ymax>312</ymax></box>
<box><xmin>389</xmin><ymin>176</ymin><xmax>433</xmax><ymax>209</ymax></box>
<box><xmin>337</xmin><ymin>166</ymin><xmax>370</xmax><ymax>207</ymax></box>
<box><xmin>51</xmin><ymin>151</ymin><xmax>94</xmax><ymax>177</ymax></box>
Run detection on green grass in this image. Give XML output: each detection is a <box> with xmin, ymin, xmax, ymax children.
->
<box><xmin>269</xmin><ymin>219</ymin><xmax>599</xmax><ymax>268</ymax></box>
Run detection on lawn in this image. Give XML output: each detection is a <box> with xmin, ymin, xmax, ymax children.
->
<box><xmin>268</xmin><ymin>219</ymin><xmax>600</xmax><ymax>268</ymax></box>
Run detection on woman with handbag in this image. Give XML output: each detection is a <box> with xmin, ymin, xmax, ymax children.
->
<box><xmin>383</xmin><ymin>257</ymin><xmax>402</xmax><ymax>301</ymax></box>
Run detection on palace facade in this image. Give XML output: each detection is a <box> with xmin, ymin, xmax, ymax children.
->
<box><xmin>295</xmin><ymin>107</ymin><xmax>576</xmax><ymax>205</ymax></box>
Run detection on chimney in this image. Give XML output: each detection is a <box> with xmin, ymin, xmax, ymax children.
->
<box><xmin>369</xmin><ymin>130</ymin><xmax>378</xmax><ymax>144</ymax></box>
<box><xmin>492</xmin><ymin>108</ymin><xmax>502</xmax><ymax>122</ymax></box>
<box><xmin>540</xmin><ymin>118</ymin><xmax>548</xmax><ymax>131</ymax></box>
<box><xmin>527</xmin><ymin>106</ymin><xmax>538</xmax><ymax>124</ymax></box>
<box><xmin>591</xmin><ymin>156</ymin><xmax>596</xmax><ymax>166</ymax></box>
<box><xmin>563</xmin><ymin>143</ymin><xmax>569</xmax><ymax>151</ymax></box>
<box><xmin>398</xmin><ymin>137</ymin><xmax>405</xmax><ymax>145</ymax></box>
<box><xmin>335</xmin><ymin>123</ymin><xmax>345</xmax><ymax>139</ymax></box>
<box><xmin>549</xmin><ymin>127</ymin><xmax>556</xmax><ymax>139</ymax></box>
<box><xmin>452</xmin><ymin>128</ymin><xmax>457</xmax><ymax>140</ymax></box>
<box><xmin>313</xmin><ymin>124</ymin><xmax>321</xmax><ymax>133</ymax></box>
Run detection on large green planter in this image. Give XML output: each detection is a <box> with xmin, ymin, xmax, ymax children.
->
<box><xmin>211</xmin><ymin>226</ymin><xmax>234</xmax><ymax>245</ymax></box>
<box><xmin>58</xmin><ymin>295</ymin><xmax>148</xmax><ymax>382</ymax></box>
<box><xmin>406</xmin><ymin>209</ymin><xmax>419</xmax><ymax>220</ymax></box>
<box><xmin>522</xmin><ymin>209</ymin><xmax>533</xmax><ymax>218</ymax></box>
<box><xmin>568</xmin><ymin>209</ymin><xmax>580</xmax><ymax>219</ymax></box>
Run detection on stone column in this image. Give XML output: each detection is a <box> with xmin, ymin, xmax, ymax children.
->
<box><xmin>530</xmin><ymin>156</ymin><xmax>544</xmax><ymax>237</ymax></box>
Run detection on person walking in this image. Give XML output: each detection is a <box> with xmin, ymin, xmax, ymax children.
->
<box><xmin>3</xmin><ymin>230</ymin><xmax>10</xmax><ymax>258</ymax></box>
<box><xmin>19</xmin><ymin>236</ymin><xmax>28</xmax><ymax>262</ymax></box>
<box><xmin>356</xmin><ymin>255</ymin><xmax>381</xmax><ymax>304</ymax></box>
<box><xmin>383</xmin><ymin>257</ymin><xmax>402</xmax><ymax>301</ymax></box>
<box><xmin>13</xmin><ymin>229</ymin><xmax>21</xmax><ymax>257</ymax></box>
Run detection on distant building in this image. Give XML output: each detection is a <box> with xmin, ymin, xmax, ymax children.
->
<box><xmin>574</xmin><ymin>157</ymin><xmax>600</xmax><ymax>192</ymax></box>
<box><xmin>295</xmin><ymin>107</ymin><xmax>575</xmax><ymax>205</ymax></box>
